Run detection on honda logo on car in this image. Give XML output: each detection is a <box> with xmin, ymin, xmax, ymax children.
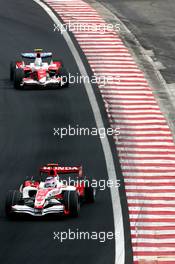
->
<box><xmin>43</xmin><ymin>166</ymin><xmax>79</xmax><ymax>171</ymax></box>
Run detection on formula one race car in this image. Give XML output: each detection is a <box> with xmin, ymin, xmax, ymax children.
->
<box><xmin>5</xmin><ymin>163</ymin><xmax>96</xmax><ymax>218</ymax></box>
<box><xmin>10</xmin><ymin>49</ymin><xmax>69</xmax><ymax>89</ymax></box>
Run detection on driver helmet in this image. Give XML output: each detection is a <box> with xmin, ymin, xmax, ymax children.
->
<box><xmin>34</xmin><ymin>52</ymin><xmax>42</xmax><ymax>66</ymax></box>
<box><xmin>34</xmin><ymin>57</ymin><xmax>42</xmax><ymax>67</ymax></box>
<box><xmin>44</xmin><ymin>176</ymin><xmax>57</xmax><ymax>188</ymax></box>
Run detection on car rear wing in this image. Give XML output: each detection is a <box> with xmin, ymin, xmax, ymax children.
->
<box><xmin>21</xmin><ymin>52</ymin><xmax>52</xmax><ymax>59</ymax></box>
<box><xmin>40</xmin><ymin>164</ymin><xmax>83</xmax><ymax>177</ymax></box>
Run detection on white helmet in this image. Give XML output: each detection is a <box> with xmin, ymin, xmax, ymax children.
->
<box><xmin>44</xmin><ymin>176</ymin><xmax>57</xmax><ymax>188</ymax></box>
<box><xmin>35</xmin><ymin>57</ymin><xmax>42</xmax><ymax>67</ymax></box>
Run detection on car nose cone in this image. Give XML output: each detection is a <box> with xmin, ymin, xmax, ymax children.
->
<box><xmin>39</xmin><ymin>77</ymin><xmax>46</xmax><ymax>83</ymax></box>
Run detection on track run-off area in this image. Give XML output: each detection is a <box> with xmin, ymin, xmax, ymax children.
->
<box><xmin>42</xmin><ymin>0</ymin><xmax>175</xmax><ymax>263</ymax></box>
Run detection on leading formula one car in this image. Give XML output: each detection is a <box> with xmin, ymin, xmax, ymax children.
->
<box><xmin>5</xmin><ymin>163</ymin><xmax>96</xmax><ymax>218</ymax></box>
<box><xmin>10</xmin><ymin>49</ymin><xmax>69</xmax><ymax>89</ymax></box>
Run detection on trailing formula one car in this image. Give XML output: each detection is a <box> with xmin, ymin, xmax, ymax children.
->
<box><xmin>5</xmin><ymin>163</ymin><xmax>96</xmax><ymax>218</ymax></box>
<box><xmin>10</xmin><ymin>49</ymin><xmax>69</xmax><ymax>89</ymax></box>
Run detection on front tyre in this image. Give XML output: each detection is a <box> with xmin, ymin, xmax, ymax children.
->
<box><xmin>63</xmin><ymin>191</ymin><xmax>80</xmax><ymax>217</ymax></box>
<box><xmin>10</xmin><ymin>61</ymin><xmax>17</xmax><ymax>81</ymax></box>
<box><xmin>59</xmin><ymin>68</ymin><xmax>69</xmax><ymax>88</ymax></box>
<box><xmin>5</xmin><ymin>190</ymin><xmax>22</xmax><ymax>218</ymax></box>
<box><xmin>14</xmin><ymin>68</ymin><xmax>24</xmax><ymax>89</ymax></box>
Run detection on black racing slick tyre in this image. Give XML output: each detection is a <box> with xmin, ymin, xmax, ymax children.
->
<box><xmin>84</xmin><ymin>181</ymin><xmax>96</xmax><ymax>203</ymax></box>
<box><xmin>10</xmin><ymin>61</ymin><xmax>17</xmax><ymax>81</ymax></box>
<box><xmin>5</xmin><ymin>190</ymin><xmax>22</xmax><ymax>218</ymax></box>
<box><xmin>14</xmin><ymin>68</ymin><xmax>24</xmax><ymax>89</ymax></box>
<box><xmin>59</xmin><ymin>68</ymin><xmax>69</xmax><ymax>88</ymax></box>
<box><xmin>63</xmin><ymin>191</ymin><xmax>80</xmax><ymax>217</ymax></box>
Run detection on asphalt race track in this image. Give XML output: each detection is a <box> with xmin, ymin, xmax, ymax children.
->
<box><xmin>0</xmin><ymin>0</ymin><xmax>120</xmax><ymax>263</ymax></box>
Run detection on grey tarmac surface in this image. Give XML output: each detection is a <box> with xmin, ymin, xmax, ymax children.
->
<box><xmin>0</xmin><ymin>0</ymin><xmax>117</xmax><ymax>263</ymax></box>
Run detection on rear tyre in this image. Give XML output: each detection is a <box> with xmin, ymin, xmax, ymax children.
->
<box><xmin>14</xmin><ymin>68</ymin><xmax>24</xmax><ymax>89</ymax></box>
<box><xmin>10</xmin><ymin>61</ymin><xmax>17</xmax><ymax>81</ymax></box>
<box><xmin>59</xmin><ymin>68</ymin><xmax>69</xmax><ymax>88</ymax></box>
<box><xmin>84</xmin><ymin>180</ymin><xmax>96</xmax><ymax>203</ymax></box>
<box><xmin>5</xmin><ymin>190</ymin><xmax>22</xmax><ymax>218</ymax></box>
<box><xmin>63</xmin><ymin>191</ymin><xmax>80</xmax><ymax>217</ymax></box>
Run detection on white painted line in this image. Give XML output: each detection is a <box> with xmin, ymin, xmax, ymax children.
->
<box><xmin>119</xmin><ymin>152</ymin><xmax>174</xmax><ymax>156</ymax></box>
<box><xmin>127</xmin><ymin>193</ymin><xmax>175</xmax><ymax>197</ymax></box>
<box><xmin>131</xmin><ymin>230</ymin><xmax>175</xmax><ymax>235</ymax></box>
<box><xmin>125</xmin><ymin>177</ymin><xmax>175</xmax><ymax>182</ymax></box>
<box><xmin>103</xmin><ymin>94</ymin><xmax>154</xmax><ymax>99</ymax></box>
<box><xmin>112</xmin><ymin>119</ymin><xmax>168</xmax><ymax>124</ymax></box>
<box><xmin>118</xmin><ymin>141</ymin><xmax>172</xmax><ymax>145</ymax></box>
<box><xmin>129</xmin><ymin>214</ymin><xmax>175</xmax><ymax>219</ymax></box>
<box><xmin>103</xmin><ymin>86</ymin><xmax>151</xmax><ymax>90</ymax></box>
<box><xmin>123</xmin><ymin>172</ymin><xmax>175</xmax><ymax>176</ymax></box>
<box><xmin>129</xmin><ymin>207</ymin><xmax>175</xmax><ymax>212</ymax></box>
<box><xmin>84</xmin><ymin>52</ymin><xmax>131</xmax><ymax>56</ymax></box>
<box><xmin>122</xmin><ymin>158</ymin><xmax>175</xmax><ymax>163</ymax></box>
<box><xmin>112</xmin><ymin>114</ymin><xmax>164</xmax><ymax>119</ymax></box>
<box><xmin>84</xmin><ymin>48</ymin><xmax>129</xmax><ymax>51</ymax></box>
<box><xmin>53</xmin><ymin>11</ymin><xmax>97</xmax><ymax>14</ymax></box>
<box><xmin>114</xmin><ymin>124</ymin><xmax>169</xmax><ymax>129</ymax></box>
<box><xmin>132</xmin><ymin>238</ymin><xmax>175</xmax><ymax>243</ymax></box>
<box><xmin>119</xmin><ymin>134</ymin><xmax>171</xmax><ymax>138</ymax></box>
<box><xmin>110</xmin><ymin>105</ymin><xmax>159</xmax><ymax>109</ymax></box>
<box><xmin>133</xmin><ymin>256</ymin><xmax>175</xmax><ymax>262</ymax></box>
<box><xmin>128</xmin><ymin>199</ymin><xmax>175</xmax><ymax>204</ymax></box>
<box><xmin>131</xmin><ymin>222</ymin><xmax>175</xmax><ymax>227</ymax></box>
<box><xmin>132</xmin><ymin>247</ymin><xmax>175</xmax><ymax>252</ymax></box>
<box><xmin>126</xmin><ymin>185</ymin><xmax>175</xmax><ymax>190</ymax></box>
<box><xmin>113</xmin><ymin>110</ymin><xmax>161</xmax><ymax>113</ymax></box>
<box><xmin>100</xmin><ymin>91</ymin><xmax>153</xmax><ymax>95</ymax></box>
<box><xmin>79</xmin><ymin>42</ymin><xmax>125</xmax><ymax>45</ymax></box>
<box><xmin>87</xmin><ymin>57</ymin><xmax>134</xmax><ymax>61</ymax></box>
<box><xmin>93</xmin><ymin>69</ymin><xmax>142</xmax><ymax>73</ymax></box>
<box><xmin>123</xmin><ymin>165</ymin><xmax>175</xmax><ymax>170</ymax></box>
<box><xmin>89</xmin><ymin>60</ymin><xmax>135</xmax><ymax>63</ymax></box>
<box><xmin>107</xmin><ymin>101</ymin><xmax>157</xmax><ymax>105</ymax></box>
<box><xmin>75</xmin><ymin>36</ymin><xmax>120</xmax><ymax>39</ymax></box>
<box><xmin>63</xmin><ymin>19</ymin><xmax>104</xmax><ymax>23</ymax></box>
<box><xmin>91</xmin><ymin>64</ymin><xmax>139</xmax><ymax>68</ymax></box>
<box><xmin>81</xmin><ymin>45</ymin><xmax>127</xmax><ymax>49</ymax></box>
